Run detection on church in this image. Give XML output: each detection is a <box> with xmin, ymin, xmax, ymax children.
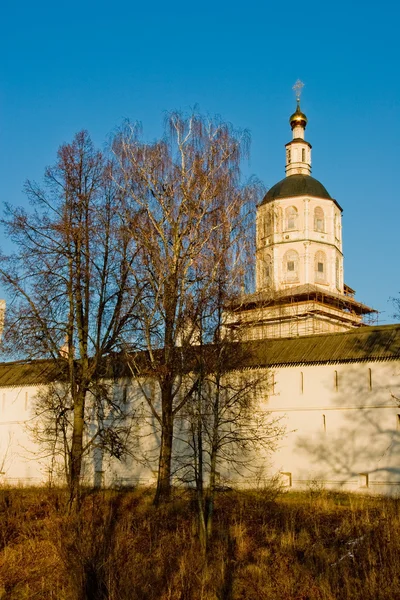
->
<box><xmin>226</xmin><ymin>93</ymin><xmax>377</xmax><ymax>339</ymax></box>
<box><xmin>1</xmin><ymin>95</ymin><xmax>400</xmax><ymax>493</ymax></box>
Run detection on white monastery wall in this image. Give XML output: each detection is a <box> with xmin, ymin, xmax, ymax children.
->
<box><xmin>265</xmin><ymin>361</ymin><xmax>400</xmax><ymax>494</ymax></box>
<box><xmin>0</xmin><ymin>380</ymin><xmax>160</xmax><ymax>487</ymax></box>
<box><xmin>1</xmin><ymin>360</ymin><xmax>400</xmax><ymax>494</ymax></box>
<box><xmin>0</xmin><ymin>384</ymin><xmax>46</xmax><ymax>484</ymax></box>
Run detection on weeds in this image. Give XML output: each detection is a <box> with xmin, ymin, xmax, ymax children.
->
<box><xmin>0</xmin><ymin>487</ymin><xmax>399</xmax><ymax>599</ymax></box>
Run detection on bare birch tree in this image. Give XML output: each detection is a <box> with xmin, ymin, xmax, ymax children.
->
<box><xmin>0</xmin><ymin>131</ymin><xmax>141</xmax><ymax>506</ymax></box>
<box><xmin>113</xmin><ymin>111</ymin><xmax>260</xmax><ymax>503</ymax></box>
<box><xmin>173</xmin><ymin>210</ymin><xmax>284</xmax><ymax>551</ymax></box>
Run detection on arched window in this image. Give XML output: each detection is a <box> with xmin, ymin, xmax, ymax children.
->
<box><xmin>334</xmin><ymin>212</ymin><xmax>341</xmax><ymax>239</ymax></box>
<box><xmin>286</xmin><ymin>148</ymin><xmax>291</xmax><ymax>164</ymax></box>
<box><xmin>302</xmin><ymin>148</ymin><xmax>306</xmax><ymax>162</ymax></box>
<box><xmin>262</xmin><ymin>254</ymin><xmax>272</xmax><ymax>288</ymax></box>
<box><xmin>276</xmin><ymin>207</ymin><xmax>282</xmax><ymax>233</ymax></box>
<box><xmin>264</xmin><ymin>211</ymin><xmax>273</xmax><ymax>237</ymax></box>
<box><xmin>314</xmin><ymin>250</ymin><xmax>326</xmax><ymax>283</ymax></box>
<box><xmin>335</xmin><ymin>257</ymin><xmax>340</xmax><ymax>289</ymax></box>
<box><xmin>285</xmin><ymin>206</ymin><xmax>298</xmax><ymax>230</ymax></box>
<box><xmin>314</xmin><ymin>206</ymin><xmax>325</xmax><ymax>232</ymax></box>
<box><xmin>283</xmin><ymin>250</ymin><xmax>299</xmax><ymax>282</ymax></box>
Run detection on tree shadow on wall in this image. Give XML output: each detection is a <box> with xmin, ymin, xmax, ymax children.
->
<box><xmin>295</xmin><ymin>348</ymin><xmax>400</xmax><ymax>490</ymax></box>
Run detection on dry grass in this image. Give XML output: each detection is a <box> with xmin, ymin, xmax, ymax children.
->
<box><xmin>0</xmin><ymin>486</ymin><xmax>399</xmax><ymax>599</ymax></box>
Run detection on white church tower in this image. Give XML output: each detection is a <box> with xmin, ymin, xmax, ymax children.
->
<box><xmin>227</xmin><ymin>82</ymin><xmax>377</xmax><ymax>339</ymax></box>
<box><xmin>256</xmin><ymin>88</ymin><xmax>344</xmax><ymax>297</ymax></box>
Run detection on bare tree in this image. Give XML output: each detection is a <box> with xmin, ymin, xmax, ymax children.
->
<box><xmin>176</xmin><ymin>245</ymin><xmax>284</xmax><ymax>550</ymax></box>
<box><xmin>0</xmin><ymin>131</ymin><xmax>141</xmax><ymax>507</ymax></box>
<box><xmin>29</xmin><ymin>378</ymin><xmax>138</xmax><ymax>487</ymax></box>
<box><xmin>113</xmin><ymin>111</ymin><xmax>260</xmax><ymax>503</ymax></box>
<box><xmin>392</xmin><ymin>295</ymin><xmax>400</xmax><ymax>321</ymax></box>
<box><xmin>185</xmin><ymin>345</ymin><xmax>284</xmax><ymax>550</ymax></box>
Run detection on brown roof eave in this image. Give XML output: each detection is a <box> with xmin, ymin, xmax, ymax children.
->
<box><xmin>256</xmin><ymin>355</ymin><xmax>400</xmax><ymax>368</ymax></box>
<box><xmin>229</xmin><ymin>289</ymin><xmax>377</xmax><ymax>316</ymax></box>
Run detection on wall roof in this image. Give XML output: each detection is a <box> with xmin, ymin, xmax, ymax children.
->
<box><xmin>240</xmin><ymin>323</ymin><xmax>400</xmax><ymax>367</ymax></box>
<box><xmin>0</xmin><ymin>359</ymin><xmax>66</xmax><ymax>387</ymax></box>
<box><xmin>0</xmin><ymin>324</ymin><xmax>399</xmax><ymax>387</ymax></box>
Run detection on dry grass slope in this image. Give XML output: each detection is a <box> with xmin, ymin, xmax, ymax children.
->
<box><xmin>0</xmin><ymin>486</ymin><xmax>399</xmax><ymax>599</ymax></box>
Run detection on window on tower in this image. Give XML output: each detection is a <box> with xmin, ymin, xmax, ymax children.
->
<box><xmin>335</xmin><ymin>213</ymin><xmax>341</xmax><ymax>240</ymax></box>
<box><xmin>283</xmin><ymin>250</ymin><xmax>299</xmax><ymax>282</ymax></box>
<box><xmin>314</xmin><ymin>207</ymin><xmax>325</xmax><ymax>232</ymax></box>
<box><xmin>302</xmin><ymin>148</ymin><xmax>306</xmax><ymax>162</ymax></box>
<box><xmin>263</xmin><ymin>254</ymin><xmax>272</xmax><ymax>288</ymax></box>
<box><xmin>285</xmin><ymin>206</ymin><xmax>298</xmax><ymax>230</ymax></box>
<box><xmin>314</xmin><ymin>251</ymin><xmax>326</xmax><ymax>283</ymax></box>
<box><xmin>264</xmin><ymin>211</ymin><xmax>273</xmax><ymax>237</ymax></box>
<box><xmin>335</xmin><ymin>257</ymin><xmax>340</xmax><ymax>289</ymax></box>
<box><xmin>286</xmin><ymin>148</ymin><xmax>291</xmax><ymax>164</ymax></box>
<box><xmin>276</xmin><ymin>207</ymin><xmax>283</xmax><ymax>232</ymax></box>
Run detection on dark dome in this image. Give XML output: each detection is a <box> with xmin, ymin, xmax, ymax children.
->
<box><xmin>261</xmin><ymin>175</ymin><xmax>332</xmax><ymax>204</ymax></box>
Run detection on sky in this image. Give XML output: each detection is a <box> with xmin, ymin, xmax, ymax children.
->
<box><xmin>1</xmin><ymin>0</ymin><xmax>399</xmax><ymax>323</ymax></box>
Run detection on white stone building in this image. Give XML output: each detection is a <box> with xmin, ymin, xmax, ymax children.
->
<box><xmin>0</xmin><ymin>100</ymin><xmax>399</xmax><ymax>493</ymax></box>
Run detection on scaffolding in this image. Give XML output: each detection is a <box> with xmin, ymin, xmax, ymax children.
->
<box><xmin>225</xmin><ymin>284</ymin><xmax>378</xmax><ymax>342</ymax></box>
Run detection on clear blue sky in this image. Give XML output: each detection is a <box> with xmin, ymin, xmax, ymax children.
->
<box><xmin>1</xmin><ymin>0</ymin><xmax>399</xmax><ymax>322</ymax></box>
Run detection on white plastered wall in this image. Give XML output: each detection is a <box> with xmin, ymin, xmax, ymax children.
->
<box><xmin>0</xmin><ymin>379</ymin><xmax>161</xmax><ymax>487</ymax></box>
<box><xmin>0</xmin><ymin>385</ymin><xmax>48</xmax><ymax>484</ymax></box>
<box><xmin>262</xmin><ymin>360</ymin><xmax>400</xmax><ymax>494</ymax></box>
<box><xmin>1</xmin><ymin>359</ymin><xmax>400</xmax><ymax>494</ymax></box>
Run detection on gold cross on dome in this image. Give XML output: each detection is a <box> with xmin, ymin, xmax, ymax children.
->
<box><xmin>292</xmin><ymin>79</ymin><xmax>305</xmax><ymax>101</ymax></box>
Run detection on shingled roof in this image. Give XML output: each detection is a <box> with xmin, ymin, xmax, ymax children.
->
<box><xmin>0</xmin><ymin>324</ymin><xmax>399</xmax><ymax>386</ymax></box>
<box><xmin>240</xmin><ymin>323</ymin><xmax>400</xmax><ymax>367</ymax></box>
<box><xmin>0</xmin><ymin>359</ymin><xmax>66</xmax><ymax>387</ymax></box>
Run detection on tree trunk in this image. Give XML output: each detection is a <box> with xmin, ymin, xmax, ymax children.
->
<box><xmin>206</xmin><ymin>449</ymin><xmax>217</xmax><ymax>540</ymax></box>
<box><xmin>196</xmin><ymin>393</ymin><xmax>208</xmax><ymax>553</ymax></box>
<box><xmin>68</xmin><ymin>389</ymin><xmax>86</xmax><ymax>510</ymax></box>
<box><xmin>206</xmin><ymin>376</ymin><xmax>221</xmax><ymax>540</ymax></box>
<box><xmin>154</xmin><ymin>388</ymin><xmax>174</xmax><ymax>505</ymax></box>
